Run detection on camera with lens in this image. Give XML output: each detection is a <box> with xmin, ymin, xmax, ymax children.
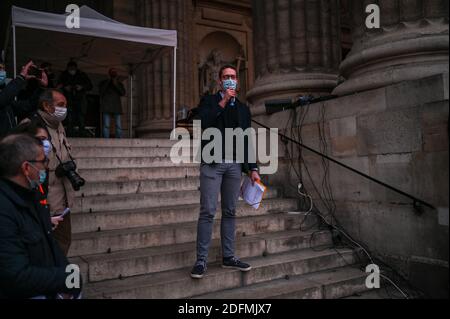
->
<box><xmin>55</xmin><ymin>161</ymin><xmax>85</xmax><ymax>191</ymax></box>
<box><xmin>28</xmin><ymin>65</ymin><xmax>42</xmax><ymax>79</ymax></box>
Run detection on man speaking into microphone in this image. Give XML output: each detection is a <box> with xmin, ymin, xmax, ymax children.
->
<box><xmin>191</xmin><ymin>65</ymin><xmax>260</xmax><ymax>279</ymax></box>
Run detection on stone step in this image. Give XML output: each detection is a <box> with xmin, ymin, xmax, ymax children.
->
<box><xmin>72</xmin><ymin>147</ymin><xmax>173</xmax><ymax>159</ymax></box>
<box><xmin>81</xmin><ymin>230</ymin><xmax>332</xmax><ymax>282</ymax></box>
<box><xmin>343</xmin><ymin>289</ymin><xmax>395</xmax><ymax>299</ymax></box>
<box><xmin>73</xmin><ymin>189</ymin><xmax>199</xmax><ymax>214</ymax></box>
<box><xmin>76</xmin><ymin>157</ymin><xmax>194</xmax><ymax>170</ymax></box>
<box><xmin>78</xmin><ymin>166</ymin><xmax>200</xmax><ymax>183</ymax></box>
<box><xmin>83</xmin><ymin>248</ymin><xmax>358</xmax><ymax>299</ymax></box>
<box><xmin>76</xmin><ymin>177</ymin><xmax>200</xmax><ymax>198</ymax></box>
<box><xmin>73</xmin><ymin>187</ymin><xmax>280</xmax><ymax>214</ymax></box>
<box><xmin>69</xmin><ymin>212</ymin><xmax>315</xmax><ymax>257</ymax></box>
<box><xmin>193</xmin><ymin>266</ymin><xmax>368</xmax><ymax>299</ymax></box>
<box><xmin>71</xmin><ymin>198</ymin><xmax>301</xmax><ymax>233</ymax></box>
<box><xmin>69</xmin><ymin>138</ymin><xmax>182</xmax><ymax>148</ymax></box>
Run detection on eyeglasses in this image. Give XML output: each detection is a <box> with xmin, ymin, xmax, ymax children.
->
<box><xmin>28</xmin><ymin>157</ymin><xmax>50</xmax><ymax>167</ymax></box>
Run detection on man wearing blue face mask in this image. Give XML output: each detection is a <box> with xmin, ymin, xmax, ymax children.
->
<box><xmin>190</xmin><ymin>65</ymin><xmax>260</xmax><ymax>279</ymax></box>
<box><xmin>0</xmin><ymin>134</ymin><xmax>82</xmax><ymax>299</ymax></box>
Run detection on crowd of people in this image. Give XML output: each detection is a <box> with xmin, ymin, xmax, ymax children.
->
<box><xmin>0</xmin><ymin>55</ymin><xmax>128</xmax><ymax>299</ymax></box>
<box><xmin>0</xmin><ymin>60</ymin><xmax>258</xmax><ymax>299</ymax></box>
<box><xmin>0</xmin><ymin>54</ymin><xmax>128</xmax><ymax>299</ymax></box>
<box><xmin>1</xmin><ymin>58</ymin><xmax>126</xmax><ymax>139</ymax></box>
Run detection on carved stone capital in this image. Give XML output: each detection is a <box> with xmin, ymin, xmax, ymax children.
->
<box><xmin>334</xmin><ymin>0</ymin><xmax>449</xmax><ymax>95</ymax></box>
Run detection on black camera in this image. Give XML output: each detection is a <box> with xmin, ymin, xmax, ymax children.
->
<box><xmin>55</xmin><ymin>161</ymin><xmax>85</xmax><ymax>191</ymax></box>
<box><xmin>28</xmin><ymin>66</ymin><xmax>42</xmax><ymax>79</ymax></box>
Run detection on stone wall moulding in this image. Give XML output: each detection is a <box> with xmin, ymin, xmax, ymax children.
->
<box><xmin>247</xmin><ymin>0</ymin><xmax>342</xmax><ymax>106</ymax></box>
<box><xmin>333</xmin><ymin>0</ymin><xmax>449</xmax><ymax>95</ymax></box>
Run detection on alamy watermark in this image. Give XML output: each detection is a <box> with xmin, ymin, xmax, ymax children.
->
<box><xmin>366</xmin><ymin>4</ymin><xmax>381</xmax><ymax>29</ymax></box>
<box><xmin>65</xmin><ymin>4</ymin><xmax>80</xmax><ymax>29</ymax></box>
<box><xmin>170</xmin><ymin>120</ymin><xmax>279</xmax><ymax>175</ymax></box>
<box><xmin>65</xmin><ymin>264</ymin><xmax>81</xmax><ymax>289</ymax></box>
<box><xmin>365</xmin><ymin>264</ymin><xmax>381</xmax><ymax>289</ymax></box>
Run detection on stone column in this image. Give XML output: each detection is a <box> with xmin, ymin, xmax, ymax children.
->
<box><xmin>135</xmin><ymin>0</ymin><xmax>195</xmax><ymax>137</ymax></box>
<box><xmin>247</xmin><ymin>0</ymin><xmax>341</xmax><ymax>114</ymax></box>
<box><xmin>333</xmin><ymin>0</ymin><xmax>449</xmax><ymax>95</ymax></box>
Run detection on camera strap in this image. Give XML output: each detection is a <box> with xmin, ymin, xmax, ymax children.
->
<box><xmin>62</xmin><ymin>139</ymin><xmax>76</xmax><ymax>163</ymax></box>
<box><xmin>50</xmin><ymin>138</ymin><xmax>77</xmax><ymax>182</ymax></box>
<box><xmin>47</xmin><ymin>129</ymin><xmax>75</xmax><ymax>165</ymax></box>
<box><xmin>49</xmin><ymin>139</ymin><xmax>63</xmax><ymax>164</ymax></box>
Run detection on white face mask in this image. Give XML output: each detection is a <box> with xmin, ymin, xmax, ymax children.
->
<box><xmin>68</xmin><ymin>70</ymin><xmax>76</xmax><ymax>76</ymax></box>
<box><xmin>42</xmin><ymin>139</ymin><xmax>53</xmax><ymax>157</ymax></box>
<box><xmin>52</xmin><ymin>106</ymin><xmax>67</xmax><ymax>122</ymax></box>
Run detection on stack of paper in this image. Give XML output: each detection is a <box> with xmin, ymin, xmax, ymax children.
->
<box><xmin>240</xmin><ymin>176</ymin><xmax>267</xmax><ymax>209</ymax></box>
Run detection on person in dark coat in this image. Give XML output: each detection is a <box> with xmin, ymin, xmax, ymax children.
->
<box><xmin>57</xmin><ymin>61</ymin><xmax>93</xmax><ymax>137</ymax></box>
<box><xmin>189</xmin><ymin>65</ymin><xmax>260</xmax><ymax>279</ymax></box>
<box><xmin>0</xmin><ymin>61</ymin><xmax>47</xmax><ymax>137</ymax></box>
<box><xmin>99</xmin><ymin>68</ymin><xmax>126</xmax><ymax>138</ymax></box>
<box><xmin>0</xmin><ymin>134</ymin><xmax>81</xmax><ymax>299</ymax></box>
<box><xmin>40</xmin><ymin>62</ymin><xmax>56</xmax><ymax>89</ymax></box>
<box><xmin>11</xmin><ymin>119</ymin><xmax>65</xmax><ymax>231</ymax></box>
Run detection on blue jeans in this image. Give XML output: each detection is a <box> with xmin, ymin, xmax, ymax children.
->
<box><xmin>103</xmin><ymin>113</ymin><xmax>122</xmax><ymax>138</ymax></box>
<box><xmin>196</xmin><ymin>163</ymin><xmax>242</xmax><ymax>262</ymax></box>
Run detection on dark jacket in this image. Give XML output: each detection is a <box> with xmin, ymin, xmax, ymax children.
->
<box><xmin>99</xmin><ymin>79</ymin><xmax>126</xmax><ymax>114</ymax></box>
<box><xmin>0</xmin><ymin>76</ymin><xmax>34</xmax><ymax>137</ymax></box>
<box><xmin>58</xmin><ymin>70</ymin><xmax>93</xmax><ymax>114</ymax></box>
<box><xmin>16</xmin><ymin>79</ymin><xmax>45</xmax><ymax>123</ymax></box>
<box><xmin>194</xmin><ymin>92</ymin><xmax>258</xmax><ymax>173</ymax></box>
<box><xmin>0</xmin><ymin>179</ymin><xmax>81</xmax><ymax>299</ymax></box>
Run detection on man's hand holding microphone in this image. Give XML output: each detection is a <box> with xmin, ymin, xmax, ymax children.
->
<box><xmin>219</xmin><ymin>79</ymin><xmax>238</xmax><ymax>109</ymax></box>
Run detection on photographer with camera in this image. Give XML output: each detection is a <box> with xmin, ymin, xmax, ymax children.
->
<box><xmin>23</xmin><ymin>88</ymin><xmax>85</xmax><ymax>256</ymax></box>
<box><xmin>1</xmin><ymin>60</ymin><xmax>47</xmax><ymax>137</ymax></box>
<box><xmin>16</xmin><ymin>63</ymin><xmax>50</xmax><ymax>123</ymax></box>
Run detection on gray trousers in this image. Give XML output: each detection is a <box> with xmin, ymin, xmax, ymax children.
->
<box><xmin>196</xmin><ymin>163</ymin><xmax>242</xmax><ymax>262</ymax></box>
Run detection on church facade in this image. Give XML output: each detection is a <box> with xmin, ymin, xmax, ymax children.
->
<box><xmin>0</xmin><ymin>0</ymin><xmax>448</xmax><ymax>298</ymax></box>
<box><xmin>118</xmin><ymin>0</ymin><xmax>449</xmax><ymax>298</ymax></box>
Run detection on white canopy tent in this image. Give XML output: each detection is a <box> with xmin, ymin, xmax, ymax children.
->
<box><xmin>8</xmin><ymin>5</ymin><xmax>178</xmax><ymax>137</ymax></box>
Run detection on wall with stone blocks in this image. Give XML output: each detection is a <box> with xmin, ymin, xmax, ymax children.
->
<box><xmin>253</xmin><ymin>73</ymin><xmax>449</xmax><ymax>298</ymax></box>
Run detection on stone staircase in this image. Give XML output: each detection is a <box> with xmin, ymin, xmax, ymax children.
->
<box><xmin>68</xmin><ymin>138</ymin><xmax>371</xmax><ymax>299</ymax></box>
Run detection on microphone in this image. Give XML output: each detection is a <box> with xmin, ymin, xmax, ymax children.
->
<box><xmin>223</xmin><ymin>79</ymin><xmax>237</xmax><ymax>107</ymax></box>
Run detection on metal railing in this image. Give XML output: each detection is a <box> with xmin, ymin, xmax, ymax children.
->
<box><xmin>252</xmin><ymin>119</ymin><xmax>436</xmax><ymax>213</ymax></box>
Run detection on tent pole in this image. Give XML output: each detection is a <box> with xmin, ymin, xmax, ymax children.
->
<box><xmin>172</xmin><ymin>47</ymin><xmax>177</xmax><ymax>139</ymax></box>
<box><xmin>129</xmin><ymin>72</ymin><xmax>133</xmax><ymax>139</ymax></box>
<box><xmin>12</xmin><ymin>25</ymin><xmax>17</xmax><ymax>78</ymax></box>
<box><xmin>3</xmin><ymin>15</ymin><xmax>12</xmax><ymax>65</ymax></box>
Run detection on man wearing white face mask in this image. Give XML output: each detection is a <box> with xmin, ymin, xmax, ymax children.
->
<box><xmin>24</xmin><ymin>89</ymin><xmax>76</xmax><ymax>256</ymax></box>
